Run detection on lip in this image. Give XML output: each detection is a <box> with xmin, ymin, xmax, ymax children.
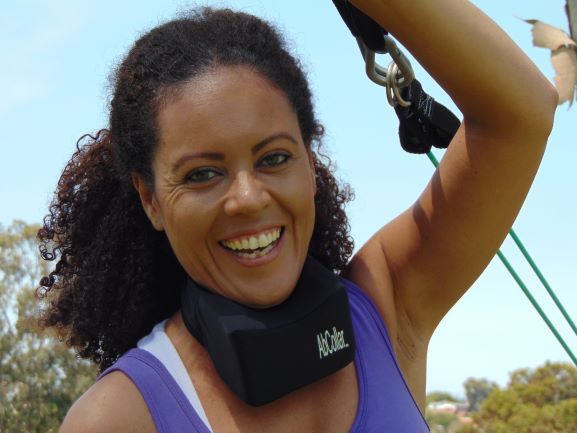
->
<box><xmin>219</xmin><ymin>227</ymin><xmax>286</xmax><ymax>268</ymax></box>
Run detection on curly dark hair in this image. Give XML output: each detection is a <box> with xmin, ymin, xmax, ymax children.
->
<box><xmin>37</xmin><ymin>7</ymin><xmax>354</xmax><ymax>372</ymax></box>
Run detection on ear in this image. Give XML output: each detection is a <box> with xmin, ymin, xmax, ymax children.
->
<box><xmin>132</xmin><ymin>174</ymin><xmax>164</xmax><ymax>231</ymax></box>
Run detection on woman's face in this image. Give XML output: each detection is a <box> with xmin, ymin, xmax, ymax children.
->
<box><xmin>135</xmin><ymin>66</ymin><xmax>316</xmax><ymax>307</ymax></box>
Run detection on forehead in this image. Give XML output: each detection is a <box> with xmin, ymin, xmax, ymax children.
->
<box><xmin>155</xmin><ymin>66</ymin><xmax>300</xmax><ymax>155</ymax></box>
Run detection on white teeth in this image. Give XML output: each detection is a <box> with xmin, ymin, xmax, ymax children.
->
<box><xmin>234</xmin><ymin>242</ymin><xmax>276</xmax><ymax>259</ymax></box>
<box><xmin>221</xmin><ymin>228</ymin><xmax>282</xmax><ymax>253</ymax></box>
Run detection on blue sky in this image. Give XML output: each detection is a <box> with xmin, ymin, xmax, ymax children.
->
<box><xmin>2</xmin><ymin>1</ymin><xmax>576</xmax><ymax>398</ymax></box>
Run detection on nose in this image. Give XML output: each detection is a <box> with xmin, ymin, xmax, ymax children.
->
<box><xmin>224</xmin><ymin>170</ymin><xmax>271</xmax><ymax>216</ymax></box>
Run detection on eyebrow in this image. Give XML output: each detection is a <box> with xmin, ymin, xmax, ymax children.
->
<box><xmin>172</xmin><ymin>132</ymin><xmax>298</xmax><ymax>171</ymax></box>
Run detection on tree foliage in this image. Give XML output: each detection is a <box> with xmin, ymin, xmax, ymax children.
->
<box><xmin>427</xmin><ymin>391</ymin><xmax>461</xmax><ymax>405</ymax></box>
<box><xmin>460</xmin><ymin>362</ymin><xmax>577</xmax><ymax>433</ymax></box>
<box><xmin>427</xmin><ymin>412</ymin><xmax>460</xmax><ymax>433</ymax></box>
<box><xmin>463</xmin><ymin>377</ymin><xmax>498</xmax><ymax>412</ymax></box>
<box><xmin>0</xmin><ymin>221</ymin><xmax>96</xmax><ymax>433</ymax></box>
<box><xmin>425</xmin><ymin>391</ymin><xmax>468</xmax><ymax>433</ymax></box>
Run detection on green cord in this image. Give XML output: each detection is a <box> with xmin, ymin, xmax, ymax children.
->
<box><xmin>425</xmin><ymin>151</ymin><xmax>577</xmax><ymax>366</ymax></box>
<box><xmin>496</xmin><ymin>250</ymin><xmax>577</xmax><ymax>366</ymax></box>
<box><xmin>508</xmin><ymin>229</ymin><xmax>577</xmax><ymax>337</ymax></box>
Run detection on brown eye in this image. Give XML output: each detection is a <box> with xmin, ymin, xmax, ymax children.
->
<box><xmin>185</xmin><ymin>167</ymin><xmax>222</xmax><ymax>183</ymax></box>
<box><xmin>259</xmin><ymin>152</ymin><xmax>291</xmax><ymax>168</ymax></box>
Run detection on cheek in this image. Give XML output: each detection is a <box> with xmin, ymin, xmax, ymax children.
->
<box><xmin>160</xmin><ymin>196</ymin><xmax>214</xmax><ymax>261</ymax></box>
<box><xmin>289</xmin><ymin>171</ymin><xmax>317</xmax><ymax>233</ymax></box>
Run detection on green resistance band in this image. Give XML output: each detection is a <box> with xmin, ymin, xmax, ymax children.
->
<box><xmin>426</xmin><ymin>151</ymin><xmax>577</xmax><ymax>367</ymax></box>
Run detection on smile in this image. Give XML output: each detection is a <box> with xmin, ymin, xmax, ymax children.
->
<box><xmin>219</xmin><ymin>227</ymin><xmax>284</xmax><ymax>259</ymax></box>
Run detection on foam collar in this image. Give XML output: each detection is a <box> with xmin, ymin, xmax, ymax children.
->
<box><xmin>180</xmin><ymin>256</ymin><xmax>356</xmax><ymax>406</ymax></box>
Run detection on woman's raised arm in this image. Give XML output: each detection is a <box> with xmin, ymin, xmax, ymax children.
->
<box><xmin>346</xmin><ymin>0</ymin><xmax>558</xmax><ymax>352</ymax></box>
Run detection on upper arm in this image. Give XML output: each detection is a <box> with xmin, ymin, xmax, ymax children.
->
<box><xmin>59</xmin><ymin>386</ymin><xmax>113</xmax><ymax>433</ymax></box>
<box><xmin>354</xmin><ymin>117</ymin><xmax>554</xmax><ymax>342</ymax></box>
<box><xmin>60</xmin><ymin>371</ymin><xmax>155</xmax><ymax>433</ymax></box>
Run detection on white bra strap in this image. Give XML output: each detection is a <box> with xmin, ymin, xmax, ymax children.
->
<box><xmin>137</xmin><ymin>320</ymin><xmax>213</xmax><ymax>431</ymax></box>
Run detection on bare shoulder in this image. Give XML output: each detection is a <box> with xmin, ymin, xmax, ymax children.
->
<box><xmin>59</xmin><ymin>371</ymin><xmax>155</xmax><ymax>433</ymax></box>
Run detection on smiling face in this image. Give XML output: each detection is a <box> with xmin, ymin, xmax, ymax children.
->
<box><xmin>133</xmin><ymin>66</ymin><xmax>317</xmax><ymax>307</ymax></box>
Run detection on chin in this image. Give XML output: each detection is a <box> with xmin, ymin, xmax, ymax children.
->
<box><xmin>236</xmin><ymin>283</ymin><xmax>295</xmax><ymax>309</ymax></box>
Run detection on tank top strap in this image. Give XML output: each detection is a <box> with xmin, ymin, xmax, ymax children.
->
<box><xmin>342</xmin><ymin>278</ymin><xmax>430</xmax><ymax>432</ymax></box>
<box><xmin>98</xmin><ymin>348</ymin><xmax>211</xmax><ymax>433</ymax></box>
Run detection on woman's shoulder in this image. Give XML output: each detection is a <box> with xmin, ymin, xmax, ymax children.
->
<box><xmin>59</xmin><ymin>370</ymin><xmax>155</xmax><ymax>433</ymax></box>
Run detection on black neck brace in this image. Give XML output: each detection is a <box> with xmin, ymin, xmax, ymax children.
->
<box><xmin>180</xmin><ymin>256</ymin><xmax>356</xmax><ymax>406</ymax></box>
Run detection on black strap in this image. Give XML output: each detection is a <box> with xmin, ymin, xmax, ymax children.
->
<box><xmin>332</xmin><ymin>0</ymin><xmax>388</xmax><ymax>53</ymax></box>
<box><xmin>332</xmin><ymin>0</ymin><xmax>462</xmax><ymax>153</ymax></box>
<box><xmin>394</xmin><ymin>79</ymin><xmax>461</xmax><ymax>154</ymax></box>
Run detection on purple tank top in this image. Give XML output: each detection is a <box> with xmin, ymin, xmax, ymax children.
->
<box><xmin>98</xmin><ymin>279</ymin><xmax>429</xmax><ymax>432</ymax></box>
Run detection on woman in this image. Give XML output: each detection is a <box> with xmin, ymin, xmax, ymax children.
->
<box><xmin>38</xmin><ymin>1</ymin><xmax>557</xmax><ymax>432</ymax></box>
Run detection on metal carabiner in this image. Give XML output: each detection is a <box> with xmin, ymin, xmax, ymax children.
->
<box><xmin>383</xmin><ymin>35</ymin><xmax>414</xmax><ymax>88</ymax></box>
<box><xmin>356</xmin><ymin>35</ymin><xmax>413</xmax><ymax>107</ymax></box>
<box><xmin>388</xmin><ymin>62</ymin><xmax>411</xmax><ymax>108</ymax></box>
<box><xmin>384</xmin><ymin>61</ymin><xmax>396</xmax><ymax>106</ymax></box>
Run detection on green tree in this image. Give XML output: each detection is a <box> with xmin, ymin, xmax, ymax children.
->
<box><xmin>463</xmin><ymin>377</ymin><xmax>498</xmax><ymax>412</ymax></box>
<box><xmin>426</xmin><ymin>412</ymin><xmax>459</xmax><ymax>433</ymax></box>
<box><xmin>425</xmin><ymin>391</ymin><xmax>467</xmax><ymax>433</ymax></box>
<box><xmin>459</xmin><ymin>362</ymin><xmax>577</xmax><ymax>433</ymax></box>
<box><xmin>427</xmin><ymin>391</ymin><xmax>461</xmax><ymax>405</ymax></box>
<box><xmin>0</xmin><ymin>221</ymin><xmax>96</xmax><ymax>433</ymax></box>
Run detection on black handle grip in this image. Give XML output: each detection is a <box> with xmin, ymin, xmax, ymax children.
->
<box><xmin>332</xmin><ymin>0</ymin><xmax>388</xmax><ymax>53</ymax></box>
